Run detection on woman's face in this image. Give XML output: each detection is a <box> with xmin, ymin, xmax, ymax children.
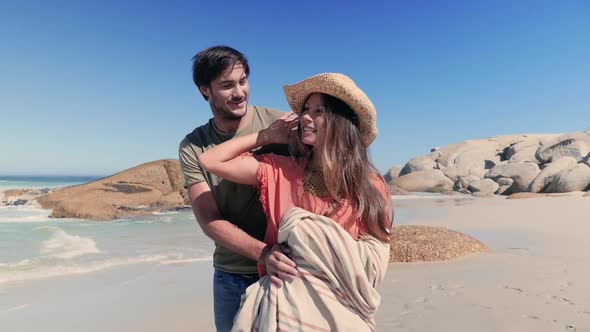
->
<box><xmin>299</xmin><ymin>93</ymin><xmax>325</xmax><ymax>146</ymax></box>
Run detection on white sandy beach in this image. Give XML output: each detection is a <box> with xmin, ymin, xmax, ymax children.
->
<box><xmin>2</xmin><ymin>194</ymin><xmax>589</xmax><ymax>332</ymax></box>
<box><xmin>379</xmin><ymin>194</ymin><xmax>590</xmax><ymax>332</ymax></box>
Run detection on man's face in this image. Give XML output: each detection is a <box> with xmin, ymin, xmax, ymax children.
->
<box><xmin>200</xmin><ymin>63</ymin><xmax>249</xmax><ymax>120</ymax></box>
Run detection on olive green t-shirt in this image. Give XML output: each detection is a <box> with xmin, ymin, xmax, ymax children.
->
<box><xmin>178</xmin><ymin>105</ymin><xmax>286</xmax><ymax>273</ymax></box>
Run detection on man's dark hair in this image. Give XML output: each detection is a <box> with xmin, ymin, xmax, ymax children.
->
<box><xmin>191</xmin><ymin>45</ymin><xmax>250</xmax><ymax>101</ymax></box>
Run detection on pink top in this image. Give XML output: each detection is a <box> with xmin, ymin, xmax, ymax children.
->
<box><xmin>255</xmin><ymin>154</ymin><xmax>391</xmax><ymax>275</ymax></box>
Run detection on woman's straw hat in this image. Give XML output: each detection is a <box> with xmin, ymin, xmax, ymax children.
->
<box><xmin>283</xmin><ymin>73</ymin><xmax>377</xmax><ymax>146</ymax></box>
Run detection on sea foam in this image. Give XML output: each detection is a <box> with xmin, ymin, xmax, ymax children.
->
<box><xmin>36</xmin><ymin>226</ymin><xmax>101</xmax><ymax>259</ymax></box>
<box><xmin>0</xmin><ymin>253</ymin><xmax>211</xmax><ymax>284</ymax></box>
<box><xmin>0</xmin><ymin>205</ymin><xmax>52</xmax><ymax>223</ymax></box>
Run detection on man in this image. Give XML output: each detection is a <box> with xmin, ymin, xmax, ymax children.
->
<box><xmin>178</xmin><ymin>45</ymin><xmax>298</xmax><ymax>332</ymax></box>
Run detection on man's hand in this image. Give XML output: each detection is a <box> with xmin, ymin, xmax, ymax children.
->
<box><xmin>260</xmin><ymin>244</ymin><xmax>298</xmax><ymax>287</ymax></box>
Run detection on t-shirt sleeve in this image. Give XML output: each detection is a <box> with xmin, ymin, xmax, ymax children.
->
<box><xmin>266</xmin><ymin>107</ymin><xmax>288</xmax><ymax>121</ymax></box>
<box><xmin>178</xmin><ymin>137</ymin><xmax>206</xmax><ymax>189</ymax></box>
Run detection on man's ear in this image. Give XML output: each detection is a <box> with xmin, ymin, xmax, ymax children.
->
<box><xmin>199</xmin><ymin>85</ymin><xmax>210</xmax><ymax>98</ymax></box>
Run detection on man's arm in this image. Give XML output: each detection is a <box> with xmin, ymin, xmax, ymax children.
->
<box><xmin>188</xmin><ymin>182</ymin><xmax>298</xmax><ymax>286</ymax></box>
<box><xmin>189</xmin><ymin>182</ymin><xmax>265</xmax><ymax>261</ymax></box>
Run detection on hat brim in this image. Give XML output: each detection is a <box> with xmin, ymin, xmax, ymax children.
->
<box><xmin>283</xmin><ymin>73</ymin><xmax>377</xmax><ymax>147</ymax></box>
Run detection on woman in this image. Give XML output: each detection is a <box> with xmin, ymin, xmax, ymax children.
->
<box><xmin>199</xmin><ymin>73</ymin><xmax>392</xmax><ymax>331</ymax></box>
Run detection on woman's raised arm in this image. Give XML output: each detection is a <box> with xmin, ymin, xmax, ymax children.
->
<box><xmin>198</xmin><ymin>113</ymin><xmax>298</xmax><ymax>186</ymax></box>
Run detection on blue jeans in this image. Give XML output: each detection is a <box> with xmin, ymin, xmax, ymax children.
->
<box><xmin>213</xmin><ymin>269</ymin><xmax>259</xmax><ymax>332</ymax></box>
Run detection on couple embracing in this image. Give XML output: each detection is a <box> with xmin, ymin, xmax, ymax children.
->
<box><xmin>179</xmin><ymin>45</ymin><xmax>392</xmax><ymax>332</ymax></box>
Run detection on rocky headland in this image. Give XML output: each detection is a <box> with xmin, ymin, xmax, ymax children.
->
<box><xmin>385</xmin><ymin>129</ymin><xmax>590</xmax><ymax>197</ymax></box>
<box><xmin>3</xmin><ymin>159</ymin><xmax>190</xmax><ymax>220</ymax></box>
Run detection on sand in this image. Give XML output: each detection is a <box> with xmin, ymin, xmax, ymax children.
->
<box><xmin>2</xmin><ymin>194</ymin><xmax>589</xmax><ymax>331</ymax></box>
<box><xmin>377</xmin><ymin>194</ymin><xmax>590</xmax><ymax>332</ymax></box>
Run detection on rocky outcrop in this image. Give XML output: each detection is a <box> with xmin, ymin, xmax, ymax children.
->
<box><xmin>544</xmin><ymin>164</ymin><xmax>590</xmax><ymax>193</ymax></box>
<box><xmin>37</xmin><ymin>159</ymin><xmax>189</xmax><ymax>220</ymax></box>
<box><xmin>400</xmin><ymin>156</ymin><xmax>437</xmax><ymax>175</ymax></box>
<box><xmin>437</xmin><ymin>140</ymin><xmax>501</xmax><ymax>182</ymax></box>
<box><xmin>392</xmin><ymin>169</ymin><xmax>454</xmax><ymax>193</ymax></box>
<box><xmin>468</xmin><ymin>179</ymin><xmax>499</xmax><ymax>196</ymax></box>
<box><xmin>389</xmin><ymin>225</ymin><xmax>490</xmax><ymax>262</ymax></box>
<box><xmin>535</xmin><ymin>134</ymin><xmax>590</xmax><ymax>163</ymax></box>
<box><xmin>389</xmin><ymin>130</ymin><xmax>590</xmax><ymax>196</ymax></box>
<box><xmin>383</xmin><ymin>165</ymin><xmax>403</xmax><ymax>184</ymax></box>
<box><xmin>485</xmin><ymin>162</ymin><xmax>540</xmax><ymax>193</ymax></box>
<box><xmin>453</xmin><ymin>175</ymin><xmax>480</xmax><ymax>192</ymax></box>
<box><xmin>3</xmin><ymin>188</ymin><xmax>32</xmax><ymax>198</ymax></box>
<box><xmin>508</xmin><ymin>146</ymin><xmax>539</xmax><ymax>164</ymax></box>
<box><xmin>528</xmin><ymin>157</ymin><xmax>577</xmax><ymax>193</ymax></box>
<box><xmin>496</xmin><ymin>177</ymin><xmax>514</xmax><ymax>195</ymax></box>
<box><xmin>1</xmin><ymin>188</ymin><xmax>50</xmax><ymax>206</ymax></box>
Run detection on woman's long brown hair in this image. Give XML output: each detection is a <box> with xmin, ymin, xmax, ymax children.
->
<box><xmin>290</xmin><ymin>93</ymin><xmax>391</xmax><ymax>242</ymax></box>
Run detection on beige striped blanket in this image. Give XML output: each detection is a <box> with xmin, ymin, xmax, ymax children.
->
<box><xmin>231</xmin><ymin>207</ymin><xmax>390</xmax><ymax>332</ymax></box>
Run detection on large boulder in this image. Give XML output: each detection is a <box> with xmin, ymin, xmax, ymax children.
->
<box><xmin>37</xmin><ymin>159</ymin><xmax>188</xmax><ymax>220</ymax></box>
<box><xmin>468</xmin><ymin>179</ymin><xmax>500</xmax><ymax>196</ymax></box>
<box><xmin>544</xmin><ymin>164</ymin><xmax>590</xmax><ymax>193</ymax></box>
<box><xmin>487</xmin><ymin>135</ymin><xmax>531</xmax><ymax>151</ymax></box>
<box><xmin>528</xmin><ymin>157</ymin><xmax>578</xmax><ymax>193</ymax></box>
<box><xmin>383</xmin><ymin>165</ymin><xmax>403</xmax><ymax>184</ymax></box>
<box><xmin>441</xmin><ymin>163</ymin><xmax>487</xmax><ymax>183</ymax></box>
<box><xmin>453</xmin><ymin>175</ymin><xmax>480</xmax><ymax>192</ymax></box>
<box><xmin>490</xmin><ymin>134</ymin><xmax>558</xmax><ymax>155</ymax></box>
<box><xmin>390</xmin><ymin>225</ymin><xmax>490</xmax><ymax>262</ymax></box>
<box><xmin>496</xmin><ymin>177</ymin><xmax>514</xmax><ymax>195</ymax></box>
<box><xmin>508</xmin><ymin>146</ymin><xmax>540</xmax><ymax>163</ymax></box>
<box><xmin>392</xmin><ymin>169</ymin><xmax>454</xmax><ymax>193</ymax></box>
<box><xmin>535</xmin><ymin>134</ymin><xmax>590</xmax><ymax>163</ymax></box>
<box><xmin>485</xmin><ymin>162</ymin><xmax>540</xmax><ymax>193</ymax></box>
<box><xmin>436</xmin><ymin>140</ymin><xmax>501</xmax><ymax>181</ymax></box>
<box><xmin>400</xmin><ymin>156</ymin><xmax>437</xmax><ymax>175</ymax></box>
<box><xmin>505</xmin><ymin>138</ymin><xmax>540</xmax><ymax>160</ymax></box>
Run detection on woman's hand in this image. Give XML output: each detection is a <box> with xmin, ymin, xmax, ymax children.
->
<box><xmin>258</xmin><ymin>112</ymin><xmax>299</xmax><ymax>145</ymax></box>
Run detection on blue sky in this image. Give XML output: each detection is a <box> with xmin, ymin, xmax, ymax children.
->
<box><xmin>1</xmin><ymin>0</ymin><xmax>589</xmax><ymax>176</ymax></box>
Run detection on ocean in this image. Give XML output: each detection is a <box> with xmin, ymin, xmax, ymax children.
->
<box><xmin>0</xmin><ymin>176</ymin><xmax>213</xmax><ymax>288</ymax></box>
<box><xmin>0</xmin><ymin>176</ymin><xmax>468</xmax><ymax>288</ymax></box>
